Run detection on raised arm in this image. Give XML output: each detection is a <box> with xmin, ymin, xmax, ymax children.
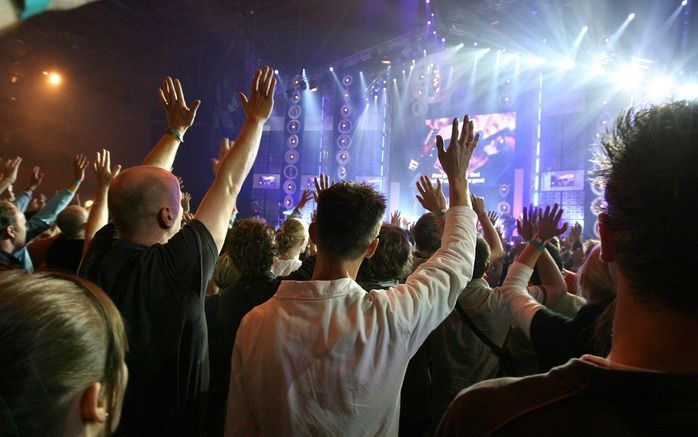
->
<box><xmin>14</xmin><ymin>165</ymin><xmax>42</xmax><ymax>212</ymax></box>
<box><xmin>471</xmin><ymin>194</ymin><xmax>505</xmax><ymax>262</ymax></box>
<box><xmin>0</xmin><ymin>157</ymin><xmax>22</xmax><ymax>196</ymax></box>
<box><xmin>196</xmin><ymin>66</ymin><xmax>276</xmax><ymax>252</ymax></box>
<box><xmin>143</xmin><ymin>76</ymin><xmax>201</xmax><ymax>169</ymax></box>
<box><xmin>83</xmin><ymin>149</ymin><xmax>121</xmax><ymax>256</ymax></box>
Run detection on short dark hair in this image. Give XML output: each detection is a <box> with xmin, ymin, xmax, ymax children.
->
<box><xmin>0</xmin><ymin>201</ymin><xmax>18</xmax><ymax>230</ymax></box>
<box><xmin>595</xmin><ymin>101</ymin><xmax>698</xmax><ymax>315</ymax></box>
<box><xmin>56</xmin><ymin>206</ymin><xmax>87</xmax><ymax>238</ymax></box>
<box><xmin>413</xmin><ymin>212</ymin><xmax>441</xmax><ymax>253</ymax></box>
<box><xmin>357</xmin><ymin>224</ymin><xmax>413</xmax><ymax>282</ymax></box>
<box><xmin>315</xmin><ymin>183</ymin><xmax>386</xmax><ymax>261</ymax></box>
<box><xmin>225</xmin><ymin>218</ymin><xmax>276</xmax><ymax>277</ymax></box>
<box><xmin>472</xmin><ymin>236</ymin><xmax>491</xmax><ymax>280</ymax></box>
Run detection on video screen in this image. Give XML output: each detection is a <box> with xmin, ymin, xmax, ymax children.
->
<box><xmin>409</xmin><ymin>112</ymin><xmax>516</xmax><ymax>185</ymax></box>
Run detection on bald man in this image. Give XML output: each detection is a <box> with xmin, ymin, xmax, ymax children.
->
<box><xmin>79</xmin><ymin>67</ymin><xmax>276</xmax><ymax>436</ymax></box>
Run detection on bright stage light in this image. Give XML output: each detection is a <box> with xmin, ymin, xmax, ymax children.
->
<box><xmin>329</xmin><ymin>66</ymin><xmax>334</xmax><ymax>72</ymax></box>
<box><xmin>558</xmin><ymin>57</ymin><xmax>575</xmax><ymax>70</ymax></box>
<box><xmin>47</xmin><ymin>71</ymin><xmax>62</xmax><ymax>86</ymax></box>
<box><xmin>628</xmin><ymin>13</ymin><xmax>636</xmax><ymax>20</ymax></box>
<box><xmin>274</xmin><ymin>69</ymin><xmax>279</xmax><ymax>75</ymax></box>
<box><xmin>647</xmin><ymin>75</ymin><xmax>675</xmax><ymax>101</ymax></box>
<box><xmin>527</xmin><ymin>54</ymin><xmax>547</xmax><ymax>66</ymax></box>
<box><xmin>613</xmin><ymin>64</ymin><xmax>644</xmax><ymax>90</ymax></box>
<box><xmin>677</xmin><ymin>83</ymin><xmax>698</xmax><ymax>99</ymax></box>
<box><xmin>581</xmin><ymin>26</ymin><xmax>589</xmax><ymax>34</ymax></box>
<box><xmin>681</xmin><ymin>0</ymin><xmax>688</xmax><ymax>6</ymax></box>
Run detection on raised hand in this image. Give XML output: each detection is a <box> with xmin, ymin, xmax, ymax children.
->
<box><xmin>1</xmin><ymin>157</ymin><xmax>22</xmax><ymax>185</ymax></box>
<box><xmin>181</xmin><ymin>192</ymin><xmax>192</xmax><ymax>214</ymax></box>
<box><xmin>569</xmin><ymin>222</ymin><xmax>582</xmax><ymax>243</ymax></box>
<box><xmin>313</xmin><ymin>174</ymin><xmax>331</xmax><ymax>201</ymax></box>
<box><xmin>73</xmin><ymin>154</ymin><xmax>89</xmax><ymax>182</ymax></box>
<box><xmin>238</xmin><ymin>66</ymin><xmax>277</xmax><ymax>123</ymax></box>
<box><xmin>28</xmin><ymin>166</ymin><xmax>44</xmax><ymax>190</ymax></box>
<box><xmin>487</xmin><ymin>211</ymin><xmax>499</xmax><ymax>224</ymax></box>
<box><xmin>211</xmin><ymin>137</ymin><xmax>234</xmax><ymax>176</ymax></box>
<box><xmin>93</xmin><ymin>149</ymin><xmax>121</xmax><ymax>188</ymax></box>
<box><xmin>391</xmin><ymin>210</ymin><xmax>402</xmax><ymax>227</ymax></box>
<box><xmin>296</xmin><ymin>189</ymin><xmax>313</xmax><ymax>211</ymax></box>
<box><xmin>415</xmin><ymin>175</ymin><xmax>447</xmax><ymax>213</ymax></box>
<box><xmin>516</xmin><ymin>205</ymin><xmax>538</xmax><ymax>241</ymax></box>
<box><xmin>470</xmin><ymin>194</ymin><xmax>486</xmax><ymax>216</ymax></box>
<box><xmin>159</xmin><ymin>76</ymin><xmax>201</xmax><ymax>133</ymax></box>
<box><xmin>537</xmin><ymin>203</ymin><xmax>568</xmax><ymax>241</ymax></box>
<box><xmin>436</xmin><ymin>115</ymin><xmax>480</xmax><ymax>181</ymax></box>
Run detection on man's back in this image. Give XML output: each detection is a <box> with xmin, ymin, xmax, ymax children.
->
<box><xmin>80</xmin><ymin>220</ymin><xmax>217</xmax><ymax>436</ymax></box>
<box><xmin>226</xmin><ymin>207</ymin><xmax>477</xmax><ymax>436</ymax></box>
<box><xmin>436</xmin><ymin>357</ymin><xmax>698</xmax><ymax>436</ymax></box>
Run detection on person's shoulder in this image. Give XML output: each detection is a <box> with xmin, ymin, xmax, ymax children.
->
<box><xmin>437</xmin><ymin>360</ymin><xmax>590</xmax><ymax>436</ymax></box>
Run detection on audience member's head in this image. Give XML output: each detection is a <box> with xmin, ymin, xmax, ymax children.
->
<box><xmin>412</xmin><ymin>212</ymin><xmax>441</xmax><ymax>253</ymax></box>
<box><xmin>577</xmin><ymin>245</ymin><xmax>614</xmax><ymax>304</ymax></box>
<box><xmin>0</xmin><ymin>271</ymin><xmax>128</xmax><ymax>436</ymax></box>
<box><xmin>472</xmin><ymin>236</ymin><xmax>491</xmax><ymax>280</ymax></box>
<box><xmin>313</xmin><ymin>183</ymin><xmax>386</xmax><ymax>262</ymax></box>
<box><xmin>108</xmin><ymin>166</ymin><xmax>182</xmax><ymax>244</ymax></box>
<box><xmin>211</xmin><ymin>253</ymin><xmax>239</xmax><ymax>292</ymax></box>
<box><xmin>357</xmin><ymin>224</ymin><xmax>413</xmax><ymax>282</ymax></box>
<box><xmin>275</xmin><ymin>218</ymin><xmax>308</xmax><ymax>257</ymax></box>
<box><xmin>0</xmin><ymin>200</ymin><xmax>26</xmax><ymax>253</ymax></box>
<box><xmin>597</xmin><ymin>101</ymin><xmax>698</xmax><ymax>315</ymax></box>
<box><xmin>225</xmin><ymin>218</ymin><xmax>275</xmax><ymax>277</ymax></box>
<box><xmin>56</xmin><ymin>205</ymin><xmax>89</xmax><ymax>239</ymax></box>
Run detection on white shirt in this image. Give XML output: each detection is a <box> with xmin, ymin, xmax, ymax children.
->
<box><xmin>225</xmin><ymin>207</ymin><xmax>477</xmax><ymax>436</ymax></box>
<box><xmin>272</xmin><ymin>257</ymin><xmax>303</xmax><ymax>277</ymax></box>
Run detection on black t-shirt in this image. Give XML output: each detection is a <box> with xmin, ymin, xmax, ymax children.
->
<box><xmin>79</xmin><ymin>220</ymin><xmax>217</xmax><ymax>437</ymax></box>
<box><xmin>45</xmin><ymin>235</ymin><xmax>84</xmax><ymax>273</ymax></box>
<box><xmin>530</xmin><ymin>304</ymin><xmax>606</xmax><ymax>372</ymax></box>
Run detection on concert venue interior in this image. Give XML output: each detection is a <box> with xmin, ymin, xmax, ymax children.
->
<box><xmin>1</xmin><ymin>0</ymin><xmax>696</xmax><ymax>238</ymax></box>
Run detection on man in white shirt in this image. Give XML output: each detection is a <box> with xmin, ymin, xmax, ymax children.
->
<box><xmin>225</xmin><ymin>115</ymin><xmax>480</xmax><ymax>436</ymax></box>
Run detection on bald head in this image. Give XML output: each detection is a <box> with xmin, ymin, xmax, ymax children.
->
<box><xmin>109</xmin><ymin>166</ymin><xmax>182</xmax><ymax>240</ymax></box>
<box><xmin>56</xmin><ymin>205</ymin><xmax>88</xmax><ymax>238</ymax></box>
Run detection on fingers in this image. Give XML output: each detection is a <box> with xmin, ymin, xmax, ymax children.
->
<box><xmin>166</xmin><ymin>77</ymin><xmax>176</xmax><ymax>102</ymax></box>
<box><xmin>436</xmin><ymin>135</ymin><xmax>445</xmax><ymax>158</ymax></box>
<box><xmin>459</xmin><ymin>115</ymin><xmax>470</xmax><ymax>144</ymax></box>
<box><xmin>416</xmin><ymin>195</ymin><xmax>427</xmax><ymax>209</ymax></box>
<box><xmin>436</xmin><ymin>177</ymin><xmax>442</xmax><ymax>192</ymax></box>
<box><xmin>313</xmin><ymin>176</ymin><xmax>321</xmax><ymax>193</ymax></box>
<box><xmin>190</xmin><ymin>99</ymin><xmax>201</xmax><ymax>115</ymax></box>
<box><xmin>251</xmin><ymin>69</ymin><xmax>262</xmax><ymax>94</ymax></box>
<box><xmin>174</xmin><ymin>78</ymin><xmax>185</xmax><ymax>106</ymax></box>
<box><xmin>450</xmin><ymin>118</ymin><xmax>459</xmax><ymax>148</ymax></box>
<box><xmin>113</xmin><ymin>164</ymin><xmax>122</xmax><ymax>178</ymax></box>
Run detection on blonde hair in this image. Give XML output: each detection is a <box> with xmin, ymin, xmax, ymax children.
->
<box><xmin>275</xmin><ymin>218</ymin><xmax>308</xmax><ymax>256</ymax></box>
<box><xmin>213</xmin><ymin>253</ymin><xmax>239</xmax><ymax>290</ymax></box>
<box><xmin>0</xmin><ymin>271</ymin><xmax>127</xmax><ymax>435</ymax></box>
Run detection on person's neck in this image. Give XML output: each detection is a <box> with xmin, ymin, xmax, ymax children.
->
<box><xmin>311</xmin><ymin>252</ymin><xmax>362</xmax><ymax>281</ymax></box>
<box><xmin>119</xmin><ymin>231</ymin><xmax>166</xmax><ymax>247</ymax></box>
<box><xmin>0</xmin><ymin>239</ymin><xmax>16</xmax><ymax>255</ymax></box>
<box><xmin>608</xmin><ymin>275</ymin><xmax>698</xmax><ymax>373</ymax></box>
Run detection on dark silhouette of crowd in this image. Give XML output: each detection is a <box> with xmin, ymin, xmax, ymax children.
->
<box><xmin>1</xmin><ymin>66</ymin><xmax>696</xmax><ymax>437</ymax></box>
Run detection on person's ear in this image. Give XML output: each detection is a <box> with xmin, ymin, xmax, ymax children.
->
<box><xmin>4</xmin><ymin>225</ymin><xmax>16</xmax><ymax>240</ymax></box>
<box><xmin>158</xmin><ymin>207</ymin><xmax>176</xmax><ymax>230</ymax></box>
<box><xmin>80</xmin><ymin>382</ymin><xmax>108</xmax><ymax>424</ymax></box>
<box><xmin>598</xmin><ymin>213</ymin><xmax>615</xmax><ymax>263</ymax></box>
<box><xmin>365</xmin><ymin>238</ymin><xmax>379</xmax><ymax>259</ymax></box>
<box><xmin>308</xmin><ymin>222</ymin><xmax>318</xmax><ymax>245</ymax></box>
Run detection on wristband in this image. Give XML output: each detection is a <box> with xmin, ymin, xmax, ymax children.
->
<box><xmin>528</xmin><ymin>237</ymin><xmax>546</xmax><ymax>253</ymax></box>
<box><xmin>73</xmin><ymin>179</ymin><xmax>83</xmax><ymax>185</ymax></box>
<box><xmin>434</xmin><ymin>209</ymin><xmax>446</xmax><ymax>217</ymax></box>
<box><xmin>165</xmin><ymin>128</ymin><xmax>184</xmax><ymax>143</ymax></box>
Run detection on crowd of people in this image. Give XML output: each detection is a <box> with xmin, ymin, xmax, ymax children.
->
<box><xmin>0</xmin><ymin>65</ymin><xmax>696</xmax><ymax>436</ymax></box>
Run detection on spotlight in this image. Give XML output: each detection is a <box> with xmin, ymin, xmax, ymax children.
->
<box><xmin>682</xmin><ymin>0</ymin><xmax>688</xmax><ymax>5</ymax></box>
<box><xmin>47</xmin><ymin>71</ymin><xmax>62</xmax><ymax>86</ymax></box>
<box><xmin>274</xmin><ymin>69</ymin><xmax>279</xmax><ymax>75</ymax></box>
<box><xmin>329</xmin><ymin>66</ymin><xmax>334</xmax><ymax>72</ymax></box>
<box><xmin>628</xmin><ymin>13</ymin><xmax>635</xmax><ymax>20</ymax></box>
<box><xmin>677</xmin><ymin>83</ymin><xmax>698</xmax><ymax>99</ymax></box>
<box><xmin>581</xmin><ymin>25</ymin><xmax>589</xmax><ymax>33</ymax></box>
<box><xmin>558</xmin><ymin>58</ymin><xmax>575</xmax><ymax>70</ymax></box>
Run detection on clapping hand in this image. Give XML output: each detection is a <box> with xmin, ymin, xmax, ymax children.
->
<box><xmin>159</xmin><ymin>76</ymin><xmax>201</xmax><ymax>133</ymax></box>
<box><xmin>416</xmin><ymin>175</ymin><xmax>446</xmax><ymax>213</ymax></box>
<box><xmin>239</xmin><ymin>66</ymin><xmax>276</xmax><ymax>123</ymax></box>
